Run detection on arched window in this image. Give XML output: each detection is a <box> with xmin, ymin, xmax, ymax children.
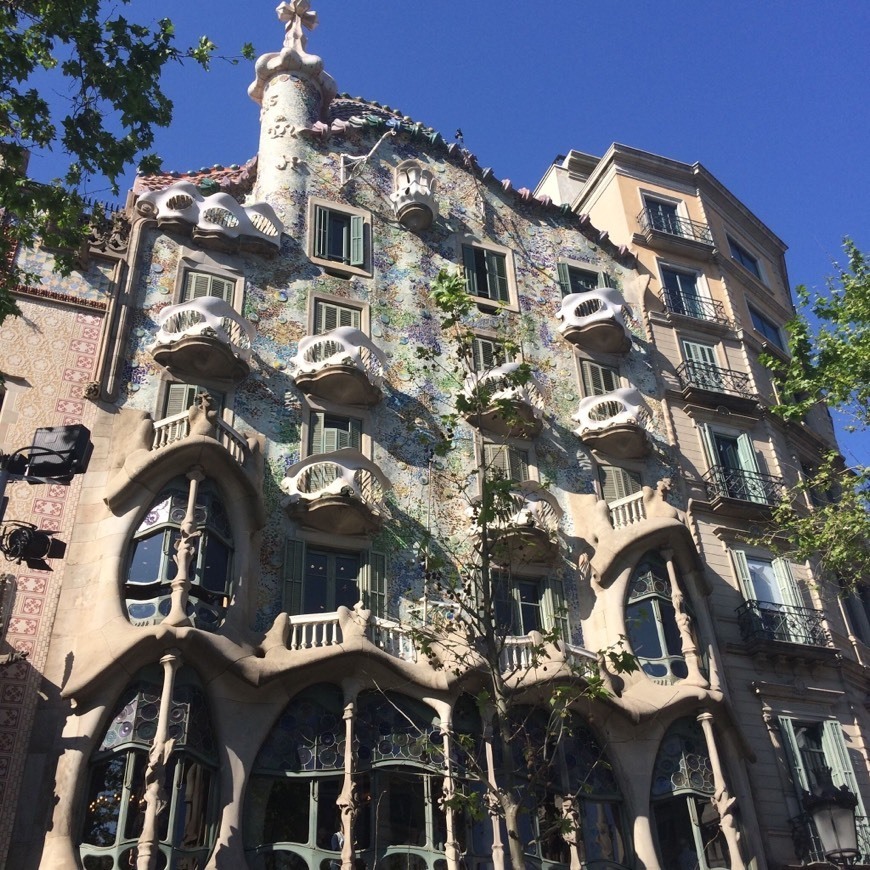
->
<box><xmin>625</xmin><ymin>551</ymin><xmax>688</xmax><ymax>682</ymax></box>
<box><xmin>245</xmin><ymin>683</ymin><xmax>347</xmax><ymax>869</ymax></box>
<box><xmin>354</xmin><ymin>690</ymin><xmax>446</xmax><ymax>870</ymax></box>
<box><xmin>80</xmin><ymin>666</ymin><xmax>218</xmax><ymax>869</ymax></box>
<box><xmin>651</xmin><ymin>718</ymin><xmax>727</xmax><ymax>869</ymax></box>
<box><xmin>453</xmin><ymin>704</ymin><xmax>629</xmax><ymax>869</ymax></box>
<box><xmin>125</xmin><ymin>478</ymin><xmax>232</xmax><ymax>630</ymax></box>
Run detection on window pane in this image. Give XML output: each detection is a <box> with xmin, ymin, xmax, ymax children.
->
<box><xmin>517</xmin><ymin>581</ymin><xmax>542</xmax><ymax>634</ymax></box>
<box><xmin>326</xmin><ymin>211</ymin><xmax>350</xmax><ymax>262</ymax></box>
<box><xmin>581</xmin><ymin>800</ymin><xmax>626</xmax><ymax>863</ymax></box>
<box><xmin>334</xmin><ymin>554</ymin><xmax>361</xmax><ymax>610</ymax></box>
<box><xmin>171</xmin><ymin>758</ymin><xmax>214</xmax><ymax>849</ymax></box>
<box><xmin>82</xmin><ymin>756</ymin><xmax>127</xmax><ymax>846</ymax></box>
<box><xmin>381</xmin><ymin>770</ymin><xmax>426</xmax><ymax>846</ymax></box>
<box><xmin>128</xmin><ymin>534</ymin><xmax>167</xmax><ymax>585</ymax></box>
<box><xmin>626</xmin><ymin>600</ymin><xmax>664</xmax><ymax>659</ymax></box>
<box><xmin>200</xmin><ymin>536</ymin><xmax>229</xmax><ymax>593</ymax></box>
<box><xmin>654</xmin><ymin>796</ymin><xmax>699</xmax><ymax>870</ymax></box>
<box><xmin>303</xmin><ymin>552</ymin><xmax>330</xmax><ymax>613</ymax></box>
<box><xmin>660</xmin><ymin>601</ymin><xmax>684</xmax><ymax>657</ymax></box>
<box><xmin>249</xmin><ymin>778</ymin><xmax>310</xmax><ymax>845</ymax></box>
<box><xmin>316</xmin><ymin>777</ymin><xmax>343</xmax><ymax>850</ymax></box>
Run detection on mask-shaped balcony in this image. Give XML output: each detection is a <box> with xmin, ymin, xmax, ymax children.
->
<box><xmin>557</xmin><ymin>288</ymin><xmax>631</xmax><ymax>354</ymax></box>
<box><xmin>148</xmin><ymin>297</ymin><xmax>255</xmax><ymax>385</ymax></box>
<box><xmin>573</xmin><ymin>387</ymin><xmax>650</xmax><ymax>459</ymax></box>
<box><xmin>281</xmin><ymin>447</ymin><xmax>391</xmax><ymax>535</ymax></box>
<box><xmin>290</xmin><ymin>327</ymin><xmax>387</xmax><ymax>406</ymax></box>
<box><xmin>389</xmin><ymin>160</ymin><xmax>438</xmax><ymax>232</ymax></box>
<box><xmin>462</xmin><ymin>363</ymin><xmax>545</xmax><ymax>438</ymax></box>
<box><xmin>476</xmin><ymin>481</ymin><xmax>563</xmax><ymax>565</ymax></box>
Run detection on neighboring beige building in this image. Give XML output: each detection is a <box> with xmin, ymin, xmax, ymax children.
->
<box><xmin>0</xmin><ymin>8</ymin><xmax>867</xmax><ymax>870</ymax></box>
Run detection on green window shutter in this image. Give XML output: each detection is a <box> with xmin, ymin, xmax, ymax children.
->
<box><xmin>462</xmin><ymin>245</ymin><xmax>479</xmax><ymax>296</ymax></box>
<box><xmin>486</xmin><ymin>250</ymin><xmax>509</xmax><ymax>302</ymax></box>
<box><xmin>309</xmin><ymin>412</ymin><xmax>325</xmax><ymax>454</ymax></box>
<box><xmin>314</xmin><ymin>205</ymin><xmax>329</xmax><ymax>259</ymax></box>
<box><xmin>599</xmin><ymin>465</ymin><xmax>641</xmax><ymax>503</ymax></box>
<box><xmin>484</xmin><ymin>443</ymin><xmax>509</xmax><ymax>478</ymax></box>
<box><xmin>316</xmin><ymin>302</ymin><xmax>339</xmax><ymax>334</ymax></box>
<box><xmin>730</xmin><ymin>550</ymin><xmax>754</xmax><ymax>599</ymax></box>
<box><xmin>736</xmin><ymin>433</ymin><xmax>759</xmax><ymax>473</ymax></box>
<box><xmin>473</xmin><ymin>336</ymin><xmax>501</xmax><ymax>371</ymax></box>
<box><xmin>364</xmin><ymin>550</ymin><xmax>387</xmax><ymax>618</ymax></box>
<box><xmin>164</xmin><ymin>383</ymin><xmax>198</xmax><ymax>417</ymax></box>
<box><xmin>335</xmin><ymin>418</ymin><xmax>362</xmax><ymax>451</ymax></box>
<box><xmin>779</xmin><ymin>717</ymin><xmax>811</xmax><ymax>795</ymax></box>
<box><xmin>683</xmin><ymin>341</ymin><xmax>717</xmax><ymax>367</ymax></box>
<box><xmin>547</xmin><ymin>576</ymin><xmax>570</xmax><ymax>641</ymax></box>
<box><xmin>340</xmin><ymin>305</ymin><xmax>360</xmax><ymax>329</ymax></box>
<box><xmin>557</xmin><ymin>262</ymin><xmax>572</xmax><ymax>297</ymax></box>
<box><xmin>209</xmin><ymin>276</ymin><xmax>234</xmax><ymax>302</ymax></box>
<box><xmin>184</xmin><ymin>272</ymin><xmax>214</xmax><ymax>301</ymax></box>
<box><xmin>820</xmin><ymin>721</ymin><xmax>867</xmax><ymax>814</ymax></box>
<box><xmin>349</xmin><ymin>215</ymin><xmax>365</xmax><ymax>267</ymax></box>
<box><xmin>772</xmin><ymin>558</ymin><xmax>802</xmax><ymax>609</ymax></box>
<box><xmin>582</xmin><ymin>361</ymin><xmax>618</xmax><ymax>396</ymax></box>
<box><xmin>600</xmin><ymin>272</ymin><xmax>614</xmax><ymax>289</ymax></box>
<box><xmin>508</xmin><ymin>447</ymin><xmax>530</xmax><ymax>483</ymax></box>
<box><xmin>283</xmin><ymin>539</ymin><xmax>305</xmax><ymax>615</ymax></box>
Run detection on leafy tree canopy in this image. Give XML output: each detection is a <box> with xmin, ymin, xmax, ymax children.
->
<box><xmin>0</xmin><ymin>0</ymin><xmax>254</xmax><ymax>323</ymax></box>
<box><xmin>762</xmin><ymin>240</ymin><xmax>870</xmax><ymax>588</ymax></box>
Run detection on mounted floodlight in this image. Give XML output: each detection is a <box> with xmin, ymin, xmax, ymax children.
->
<box><xmin>24</xmin><ymin>424</ymin><xmax>91</xmax><ymax>479</ymax></box>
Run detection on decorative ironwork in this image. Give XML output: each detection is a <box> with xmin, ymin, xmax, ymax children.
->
<box><xmin>736</xmin><ymin>600</ymin><xmax>834</xmax><ymax>647</ymax></box>
<box><xmin>652</xmin><ymin>719</ymin><xmax>715</xmax><ymax>797</ymax></box>
<box><xmin>661</xmin><ymin>289</ymin><xmax>729</xmax><ymax>324</ymax></box>
<box><xmin>703</xmin><ymin>466</ymin><xmax>784</xmax><ymax>505</ymax></box>
<box><xmin>790</xmin><ymin>813</ymin><xmax>870</xmax><ymax>865</ymax></box>
<box><xmin>637</xmin><ymin>206</ymin><xmax>713</xmax><ymax>244</ymax></box>
<box><xmin>676</xmin><ymin>361</ymin><xmax>757</xmax><ymax>399</ymax></box>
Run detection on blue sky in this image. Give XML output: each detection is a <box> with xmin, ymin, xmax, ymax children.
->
<box><xmin>26</xmin><ymin>1</ymin><xmax>870</xmax><ymax>462</ymax></box>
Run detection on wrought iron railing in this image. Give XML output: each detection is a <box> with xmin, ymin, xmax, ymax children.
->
<box><xmin>790</xmin><ymin>813</ymin><xmax>870</xmax><ymax>864</ymax></box>
<box><xmin>703</xmin><ymin>466</ymin><xmax>783</xmax><ymax>505</ymax></box>
<box><xmin>637</xmin><ymin>206</ymin><xmax>713</xmax><ymax>244</ymax></box>
<box><xmin>676</xmin><ymin>361</ymin><xmax>757</xmax><ymax>399</ymax></box>
<box><xmin>736</xmin><ymin>600</ymin><xmax>833</xmax><ymax>647</ymax></box>
<box><xmin>661</xmin><ymin>290</ymin><xmax>729</xmax><ymax>324</ymax></box>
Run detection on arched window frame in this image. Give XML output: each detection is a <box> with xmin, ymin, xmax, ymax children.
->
<box><xmin>125</xmin><ymin>477</ymin><xmax>233</xmax><ymax>630</ymax></box>
<box><xmin>80</xmin><ymin>667</ymin><xmax>219</xmax><ymax>869</ymax></box>
<box><xmin>625</xmin><ymin>551</ymin><xmax>688</xmax><ymax>683</ymax></box>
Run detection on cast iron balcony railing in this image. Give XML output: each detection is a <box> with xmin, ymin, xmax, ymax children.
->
<box><xmin>736</xmin><ymin>600</ymin><xmax>834</xmax><ymax>648</ymax></box>
<box><xmin>790</xmin><ymin>813</ymin><xmax>870</xmax><ymax>865</ymax></box>
<box><xmin>661</xmin><ymin>290</ymin><xmax>729</xmax><ymax>324</ymax></box>
<box><xmin>703</xmin><ymin>466</ymin><xmax>784</xmax><ymax>505</ymax></box>
<box><xmin>637</xmin><ymin>206</ymin><xmax>713</xmax><ymax>244</ymax></box>
<box><xmin>676</xmin><ymin>361</ymin><xmax>757</xmax><ymax>399</ymax></box>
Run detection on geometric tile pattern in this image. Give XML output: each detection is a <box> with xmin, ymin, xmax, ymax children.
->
<box><xmin>0</xmin><ymin>301</ymin><xmax>102</xmax><ymax>863</ymax></box>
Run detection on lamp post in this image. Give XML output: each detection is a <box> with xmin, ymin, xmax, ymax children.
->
<box><xmin>803</xmin><ymin>784</ymin><xmax>860</xmax><ymax>866</ymax></box>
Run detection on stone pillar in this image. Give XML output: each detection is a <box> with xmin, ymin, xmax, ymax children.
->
<box><xmin>337</xmin><ymin>698</ymin><xmax>356</xmax><ymax>870</ymax></box>
<box><xmin>440</xmin><ymin>725</ymin><xmax>461</xmax><ymax>870</ymax></box>
<box><xmin>697</xmin><ymin>710</ymin><xmax>746</xmax><ymax>870</ymax></box>
<box><xmin>164</xmin><ymin>467</ymin><xmax>204</xmax><ymax>627</ymax></box>
<box><xmin>136</xmin><ymin>650</ymin><xmax>182</xmax><ymax>870</ymax></box>
<box><xmin>662</xmin><ymin>548</ymin><xmax>709</xmax><ymax>688</ymax></box>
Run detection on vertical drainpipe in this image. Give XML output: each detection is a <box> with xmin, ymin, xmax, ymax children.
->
<box><xmin>136</xmin><ymin>649</ymin><xmax>182</xmax><ymax>870</ymax></box>
<box><xmin>697</xmin><ymin>709</ymin><xmax>746</xmax><ymax>870</ymax></box>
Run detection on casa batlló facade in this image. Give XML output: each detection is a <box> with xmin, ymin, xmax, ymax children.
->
<box><xmin>0</xmin><ymin>4</ymin><xmax>868</xmax><ymax>869</ymax></box>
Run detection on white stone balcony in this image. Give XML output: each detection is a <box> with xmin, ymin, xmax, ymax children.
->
<box><xmin>281</xmin><ymin>447</ymin><xmax>391</xmax><ymax>535</ymax></box>
<box><xmin>368</xmin><ymin>616</ymin><xmax>418</xmax><ymax>662</ymax></box>
<box><xmin>574</xmin><ymin>387</ymin><xmax>650</xmax><ymax>458</ymax></box>
<box><xmin>290</xmin><ymin>327</ymin><xmax>387</xmax><ymax>406</ymax></box>
<box><xmin>151</xmin><ymin>406</ymin><xmax>249</xmax><ymax>468</ymax></box>
<box><xmin>462</xmin><ymin>362</ymin><xmax>545</xmax><ymax>437</ymax></box>
<box><xmin>558</xmin><ymin>288</ymin><xmax>631</xmax><ymax>354</ymax></box>
<box><xmin>149</xmin><ymin>297</ymin><xmax>256</xmax><ymax>384</ymax></box>
<box><xmin>136</xmin><ymin>181</ymin><xmax>282</xmax><ymax>254</ymax></box>
<box><xmin>390</xmin><ymin>160</ymin><xmax>438</xmax><ymax>231</ymax></box>
<box><xmin>485</xmin><ymin>481</ymin><xmax>563</xmax><ymax>564</ymax></box>
<box><xmin>608</xmin><ymin>490</ymin><xmax>647</xmax><ymax>529</ymax></box>
<box><xmin>286</xmin><ymin>612</ymin><xmax>343</xmax><ymax>650</ymax></box>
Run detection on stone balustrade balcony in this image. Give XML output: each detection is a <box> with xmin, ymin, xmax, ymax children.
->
<box><xmin>281</xmin><ymin>447</ymin><xmax>391</xmax><ymax>535</ymax></box>
<box><xmin>149</xmin><ymin>297</ymin><xmax>256</xmax><ymax>384</ymax></box>
<box><xmin>574</xmin><ymin>387</ymin><xmax>650</xmax><ymax>458</ymax></box>
<box><xmin>462</xmin><ymin>362</ymin><xmax>545</xmax><ymax>437</ymax></box>
<box><xmin>151</xmin><ymin>407</ymin><xmax>250</xmax><ymax>468</ymax></box>
<box><xmin>558</xmin><ymin>288</ymin><xmax>631</xmax><ymax>354</ymax></box>
<box><xmin>290</xmin><ymin>327</ymin><xmax>387</xmax><ymax>406</ymax></box>
<box><xmin>736</xmin><ymin>600</ymin><xmax>834</xmax><ymax>649</ymax></box>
